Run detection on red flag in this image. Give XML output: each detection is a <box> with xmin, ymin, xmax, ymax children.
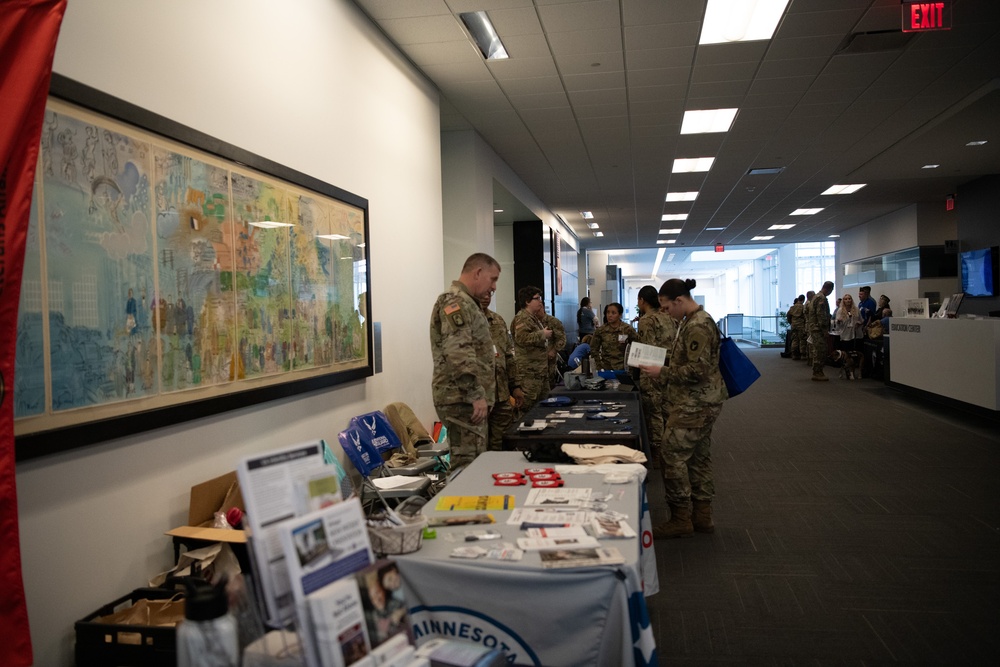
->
<box><xmin>0</xmin><ymin>1</ymin><xmax>67</xmax><ymax>664</ymax></box>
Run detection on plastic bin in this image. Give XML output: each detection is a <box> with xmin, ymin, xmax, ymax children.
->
<box><xmin>75</xmin><ymin>587</ymin><xmax>183</xmax><ymax>667</ymax></box>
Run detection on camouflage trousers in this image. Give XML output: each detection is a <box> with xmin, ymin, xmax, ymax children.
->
<box><xmin>519</xmin><ymin>370</ymin><xmax>550</xmax><ymax>416</ymax></box>
<box><xmin>660</xmin><ymin>406</ymin><xmax>722</xmax><ymax>505</ymax></box>
<box><xmin>487</xmin><ymin>399</ymin><xmax>514</xmax><ymax>452</ymax></box>
<box><xmin>639</xmin><ymin>380</ymin><xmax>665</xmax><ymax>462</ymax></box>
<box><xmin>788</xmin><ymin>327</ymin><xmax>805</xmax><ymax>357</ymax></box>
<box><xmin>809</xmin><ymin>330</ymin><xmax>827</xmax><ymax>374</ymax></box>
<box><xmin>435</xmin><ymin>403</ymin><xmax>488</xmax><ymax>470</ymax></box>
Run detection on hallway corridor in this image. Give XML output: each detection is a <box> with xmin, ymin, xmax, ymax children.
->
<box><xmin>646</xmin><ymin>345</ymin><xmax>1000</xmax><ymax>664</ymax></box>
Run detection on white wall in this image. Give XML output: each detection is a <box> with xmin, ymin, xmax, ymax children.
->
<box><xmin>17</xmin><ymin>1</ymin><xmax>442</xmax><ymax>664</ymax></box>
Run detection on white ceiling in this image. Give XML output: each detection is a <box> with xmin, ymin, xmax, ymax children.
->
<box><xmin>353</xmin><ymin>0</ymin><xmax>1000</xmax><ymax>279</ymax></box>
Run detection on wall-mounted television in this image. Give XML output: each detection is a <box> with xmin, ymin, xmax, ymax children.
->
<box><xmin>960</xmin><ymin>247</ymin><xmax>999</xmax><ymax>297</ymax></box>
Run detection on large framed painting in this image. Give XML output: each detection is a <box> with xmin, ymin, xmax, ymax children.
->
<box><xmin>14</xmin><ymin>76</ymin><xmax>372</xmax><ymax>461</ymax></box>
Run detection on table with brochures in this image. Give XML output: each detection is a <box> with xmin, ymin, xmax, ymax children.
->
<box><xmin>395</xmin><ymin>451</ymin><xmax>658</xmax><ymax>667</ymax></box>
<box><xmin>502</xmin><ymin>388</ymin><xmax>651</xmax><ymax>461</ymax></box>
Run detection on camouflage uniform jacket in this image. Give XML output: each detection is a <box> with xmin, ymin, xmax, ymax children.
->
<box><xmin>485</xmin><ymin>308</ymin><xmax>519</xmax><ymax>403</ymax></box>
<box><xmin>663</xmin><ymin>307</ymin><xmax>728</xmax><ymax>427</ymax></box>
<box><xmin>590</xmin><ymin>321</ymin><xmax>638</xmax><ymax>370</ymax></box>
<box><xmin>638</xmin><ymin>309</ymin><xmax>677</xmax><ymax>389</ymax></box>
<box><xmin>806</xmin><ymin>292</ymin><xmax>831</xmax><ymax>335</ymax></box>
<box><xmin>786</xmin><ymin>303</ymin><xmax>805</xmax><ymax>330</ymax></box>
<box><xmin>430</xmin><ymin>281</ymin><xmax>495</xmax><ymax>409</ymax></box>
<box><xmin>510</xmin><ymin>309</ymin><xmax>551</xmax><ymax>369</ymax></box>
<box><xmin>544</xmin><ymin>314</ymin><xmax>567</xmax><ymax>361</ymax></box>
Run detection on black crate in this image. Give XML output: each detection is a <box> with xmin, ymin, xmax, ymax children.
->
<box><xmin>75</xmin><ymin>587</ymin><xmax>183</xmax><ymax>667</ymax></box>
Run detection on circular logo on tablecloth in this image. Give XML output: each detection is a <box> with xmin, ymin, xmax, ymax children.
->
<box><xmin>409</xmin><ymin>605</ymin><xmax>540</xmax><ymax>666</ymax></box>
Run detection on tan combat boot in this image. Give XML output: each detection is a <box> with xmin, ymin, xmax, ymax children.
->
<box><xmin>652</xmin><ymin>502</ymin><xmax>694</xmax><ymax>539</ymax></box>
<box><xmin>692</xmin><ymin>500</ymin><xmax>714</xmax><ymax>533</ymax></box>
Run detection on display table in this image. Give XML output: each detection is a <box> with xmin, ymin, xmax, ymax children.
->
<box><xmin>888</xmin><ymin>317</ymin><xmax>1000</xmax><ymax>411</ymax></box>
<box><xmin>395</xmin><ymin>451</ymin><xmax>658</xmax><ymax>667</ymax></box>
<box><xmin>501</xmin><ymin>389</ymin><xmax>650</xmax><ymax>460</ymax></box>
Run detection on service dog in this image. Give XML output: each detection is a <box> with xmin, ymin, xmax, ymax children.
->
<box><xmin>830</xmin><ymin>349</ymin><xmax>860</xmax><ymax>380</ymax></box>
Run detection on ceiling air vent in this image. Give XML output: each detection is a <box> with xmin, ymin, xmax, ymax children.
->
<box><xmin>836</xmin><ymin>30</ymin><xmax>915</xmax><ymax>55</ymax></box>
<box><xmin>746</xmin><ymin>167</ymin><xmax>784</xmax><ymax>176</ymax></box>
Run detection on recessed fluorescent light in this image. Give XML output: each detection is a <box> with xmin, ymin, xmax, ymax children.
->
<box><xmin>661</xmin><ymin>214</ymin><xmax>688</xmax><ymax>222</ymax></box>
<box><xmin>666</xmin><ymin>253</ymin><xmax>675</xmax><ymax>262</ymax></box>
<box><xmin>706</xmin><ymin>227</ymin><xmax>725</xmax><ymax>231</ymax></box>
<box><xmin>672</xmin><ymin>157</ymin><xmax>715</xmax><ymax>173</ymax></box>
<box><xmin>656</xmin><ymin>239</ymin><xmax>677</xmax><ymax>244</ymax></box>
<box><xmin>659</xmin><ymin>228</ymin><xmax>682</xmax><ymax>234</ymax></box>
<box><xmin>747</xmin><ymin>166</ymin><xmax>784</xmax><ymax>175</ymax></box>
<box><xmin>681</xmin><ymin>108</ymin><xmax>738</xmax><ymax>134</ymax></box>
<box><xmin>494</xmin><ymin>208</ymin><xmax>504</xmax><ymax>213</ymax></box>
<box><xmin>459</xmin><ymin>11</ymin><xmax>509</xmax><ymax>60</ymax></box>
<box><xmin>829</xmin><ymin>234</ymin><xmax>840</xmax><ymax>238</ymax></box>
<box><xmin>666</xmin><ymin>191</ymin><xmax>699</xmax><ymax>202</ymax></box>
<box><xmin>316</xmin><ymin>233</ymin><xmax>350</xmax><ymax>240</ymax></box>
<box><xmin>581</xmin><ymin>211</ymin><xmax>594</xmax><ymax>219</ymax></box>
<box><xmin>966</xmin><ymin>140</ymin><xmax>988</xmax><ymax>146</ymax></box>
<box><xmin>790</xmin><ymin>208</ymin><xmax>824</xmax><ymax>215</ymax></box>
<box><xmin>594</xmin><ymin>231</ymin><xmax>604</xmax><ymax>237</ymax></box>
<box><xmin>248</xmin><ymin>221</ymin><xmax>294</xmax><ymax>229</ymax></box>
<box><xmin>651</xmin><ymin>247</ymin><xmax>666</xmax><ymax>279</ymax></box>
<box><xmin>751</xmin><ymin>235</ymin><xmax>774</xmax><ymax>241</ymax></box>
<box><xmin>821</xmin><ymin>184</ymin><xmax>866</xmax><ymax>195</ymax></box>
<box><xmin>922</xmin><ymin>164</ymin><xmax>940</xmax><ymax>169</ymax></box>
<box><xmin>587</xmin><ymin>222</ymin><xmax>599</xmax><ymax>229</ymax></box>
<box><xmin>700</xmin><ymin>0</ymin><xmax>790</xmax><ymax>45</ymax></box>
<box><xmin>768</xmin><ymin>224</ymin><xmax>795</xmax><ymax>230</ymax></box>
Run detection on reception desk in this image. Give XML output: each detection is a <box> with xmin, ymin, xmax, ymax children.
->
<box><xmin>888</xmin><ymin>317</ymin><xmax>1000</xmax><ymax>411</ymax></box>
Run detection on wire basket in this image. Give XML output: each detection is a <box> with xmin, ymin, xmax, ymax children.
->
<box><xmin>367</xmin><ymin>514</ymin><xmax>427</xmax><ymax>555</ymax></box>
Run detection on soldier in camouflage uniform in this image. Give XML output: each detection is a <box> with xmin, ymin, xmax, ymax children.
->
<box><xmin>590</xmin><ymin>302</ymin><xmax>638</xmax><ymax>370</ymax></box>
<box><xmin>786</xmin><ymin>295</ymin><xmax>806</xmax><ymax>360</ymax></box>
<box><xmin>641</xmin><ymin>279</ymin><xmax>728</xmax><ymax>539</ymax></box>
<box><xmin>803</xmin><ymin>290</ymin><xmax>816</xmax><ymax>363</ymax></box>
<box><xmin>807</xmin><ymin>281</ymin><xmax>834</xmax><ymax>381</ymax></box>
<box><xmin>479</xmin><ymin>292</ymin><xmax>524</xmax><ymax>451</ymax></box>
<box><xmin>544</xmin><ymin>314</ymin><xmax>567</xmax><ymax>392</ymax></box>
<box><xmin>636</xmin><ymin>285</ymin><xmax>677</xmax><ymax>464</ymax></box>
<box><xmin>510</xmin><ymin>286</ymin><xmax>555</xmax><ymax>413</ymax></box>
<box><xmin>430</xmin><ymin>253</ymin><xmax>500</xmax><ymax>469</ymax></box>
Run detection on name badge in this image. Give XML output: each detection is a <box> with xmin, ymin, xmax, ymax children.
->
<box><xmin>618</xmin><ymin>334</ymin><xmax>628</xmax><ymax>343</ymax></box>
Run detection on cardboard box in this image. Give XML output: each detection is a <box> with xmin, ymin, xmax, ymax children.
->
<box><xmin>165</xmin><ymin>471</ymin><xmax>246</xmax><ymax>544</ymax></box>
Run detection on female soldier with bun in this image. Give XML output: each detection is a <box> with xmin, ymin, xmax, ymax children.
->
<box><xmin>640</xmin><ymin>278</ymin><xmax>728</xmax><ymax>539</ymax></box>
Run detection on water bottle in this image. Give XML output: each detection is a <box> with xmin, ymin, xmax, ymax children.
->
<box><xmin>176</xmin><ymin>576</ymin><xmax>239</xmax><ymax>667</ymax></box>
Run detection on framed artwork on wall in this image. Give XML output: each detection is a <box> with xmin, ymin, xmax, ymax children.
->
<box><xmin>14</xmin><ymin>75</ymin><xmax>373</xmax><ymax>461</ymax></box>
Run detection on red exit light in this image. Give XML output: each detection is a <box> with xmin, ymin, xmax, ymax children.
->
<box><xmin>715</xmin><ymin>244</ymin><xmax>724</xmax><ymax>253</ymax></box>
<box><xmin>902</xmin><ymin>1</ymin><xmax>951</xmax><ymax>33</ymax></box>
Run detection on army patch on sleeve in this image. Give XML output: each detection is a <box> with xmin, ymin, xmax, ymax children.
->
<box><xmin>450</xmin><ymin>312</ymin><xmax>465</xmax><ymax>326</ymax></box>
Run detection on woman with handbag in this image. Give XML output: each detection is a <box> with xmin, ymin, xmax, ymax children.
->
<box><xmin>834</xmin><ymin>293</ymin><xmax>864</xmax><ymax>379</ymax></box>
<box><xmin>640</xmin><ymin>278</ymin><xmax>728</xmax><ymax>539</ymax></box>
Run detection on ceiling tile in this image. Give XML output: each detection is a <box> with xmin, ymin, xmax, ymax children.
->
<box><xmin>422</xmin><ymin>59</ymin><xmax>494</xmax><ymax>83</ymax></box>
<box><xmin>568</xmin><ymin>87</ymin><xmax>628</xmax><ymax>106</ymax></box>
<box><xmin>694</xmin><ymin>42</ymin><xmax>769</xmax><ymax>66</ymax></box>
<box><xmin>775</xmin><ymin>8</ymin><xmax>868</xmax><ymax>39</ymax></box>
<box><xmin>555</xmin><ymin>50</ymin><xmax>625</xmax><ymax>74</ymax></box>
<box><xmin>628</xmin><ymin>83</ymin><xmax>687</xmax><ymax>103</ymax></box>
<box><xmin>758</xmin><ymin>57</ymin><xmax>828</xmax><ymax>79</ymax></box>
<box><xmin>747</xmin><ymin>75</ymin><xmax>814</xmax><ymax>96</ymax></box>
<box><xmin>627</xmin><ymin>66</ymin><xmax>689</xmax><ymax>87</ymax></box>
<box><xmin>547</xmin><ymin>28</ymin><xmax>624</xmax><ymax>55</ymax></box>
<box><xmin>379</xmin><ymin>15</ymin><xmax>468</xmax><ymax>45</ymax></box>
<box><xmin>501</xmin><ymin>33</ymin><xmax>553</xmax><ymax>58</ymax></box>
<box><xmin>500</xmin><ymin>75</ymin><xmax>565</xmax><ymax>95</ymax></box>
<box><xmin>573</xmin><ymin>101</ymin><xmax>628</xmax><ymax>117</ymax></box>
<box><xmin>627</xmin><ymin>46</ymin><xmax>696</xmax><ymax>70</ymax></box>
<box><xmin>622</xmin><ymin>0</ymin><xmax>705</xmax><ymax>26</ymax></box>
<box><xmin>508</xmin><ymin>91</ymin><xmax>572</xmax><ymax>109</ymax></box>
<box><xmin>625</xmin><ymin>22</ymin><xmax>701</xmax><ymax>50</ymax></box>
<box><xmin>688</xmin><ymin>79</ymin><xmax>751</xmax><ymax>99</ymax></box>
<box><xmin>691</xmin><ymin>61</ymin><xmax>759</xmax><ymax>84</ymax></box>
<box><xmin>488</xmin><ymin>56</ymin><xmax>560</xmax><ymax>78</ymax></box>
<box><xmin>537</xmin><ymin>0</ymin><xmax>622</xmax><ymax>33</ymax></box>
<box><xmin>563</xmin><ymin>70</ymin><xmax>627</xmax><ymax>91</ymax></box>
<box><xmin>488</xmin><ymin>7</ymin><xmax>544</xmax><ymax>36</ymax></box>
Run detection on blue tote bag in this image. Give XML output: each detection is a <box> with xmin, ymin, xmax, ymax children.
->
<box><xmin>718</xmin><ymin>336</ymin><xmax>761</xmax><ymax>397</ymax></box>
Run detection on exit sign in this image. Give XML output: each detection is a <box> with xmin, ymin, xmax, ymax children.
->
<box><xmin>902</xmin><ymin>1</ymin><xmax>951</xmax><ymax>33</ymax></box>
<box><xmin>715</xmin><ymin>244</ymin><xmax>724</xmax><ymax>253</ymax></box>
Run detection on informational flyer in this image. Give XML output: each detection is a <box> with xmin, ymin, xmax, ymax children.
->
<box><xmin>626</xmin><ymin>341</ymin><xmax>667</xmax><ymax>367</ymax></box>
<box><xmin>434</xmin><ymin>495</ymin><xmax>516</xmax><ymax>511</ymax></box>
<box><xmin>237</xmin><ymin>440</ymin><xmax>329</xmax><ymax>624</ymax></box>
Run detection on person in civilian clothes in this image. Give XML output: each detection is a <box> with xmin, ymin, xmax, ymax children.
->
<box><xmin>430</xmin><ymin>253</ymin><xmax>499</xmax><ymax>469</ymax></box>
<box><xmin>636</xmin><ymin>285</ymin><xmax>677</xmax><ymax>465</ymax></box>
<box><xmin>808</xmin><ymin>281</ymin><xmax>835</xmax><ymax>381</ymax></box>
<box><xmin>590</xmin><ymin>302</ymin><xmax>637</xmax><ymax>370</ymax></box>
<box><xmin>479</xmin><ymin>292</ymin><xmax>524</xmax><ymax>451</ymax></box>
<box><xmin>857</xmin><ymin>285</ymin><xmax>877</xmax><ymax>326</ymax></box>
<box><xmin>640</xmin><ymin>279</ymin><xmax>727</xmax><ymax>539</ymax></box>
<box><xmin>510</xmin><ymin>286</ymin><xmax>555</xmax><ymax>413</ymax></box>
